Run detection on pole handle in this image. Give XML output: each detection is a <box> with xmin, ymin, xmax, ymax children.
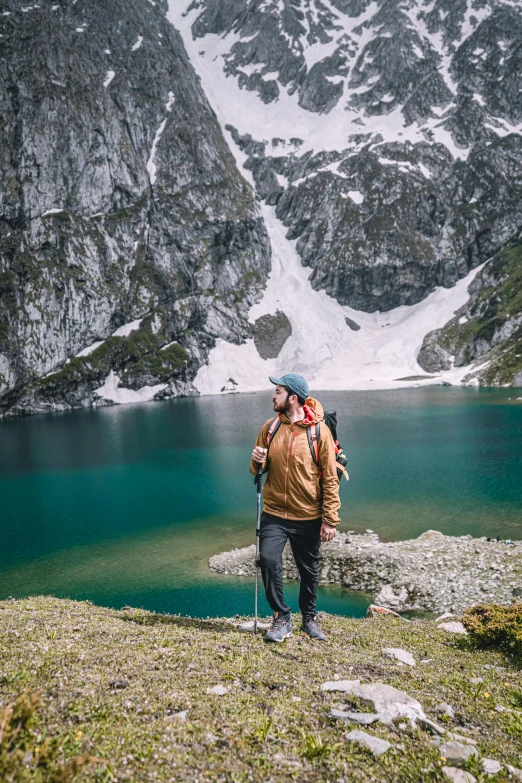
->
<box><xmin>254</xmin><ymin>462</ymin><xmax>263</xmax><ymax>489</ymax></box>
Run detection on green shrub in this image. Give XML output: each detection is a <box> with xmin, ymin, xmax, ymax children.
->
<box><xmin>463</xmin><ymin>603</ymin><xmax>522</xmax><ymax>658</ymax></box>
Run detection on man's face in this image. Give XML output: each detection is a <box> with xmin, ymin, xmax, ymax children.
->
<box><xmin>272</xmin><ymin>385</ymin><xmax>292</xmax><ymax>413</ymax></box>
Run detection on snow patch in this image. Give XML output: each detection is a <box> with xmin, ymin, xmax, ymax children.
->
<box><xmin>147</xmin><ymin>119</ymin><xmax>168</xmax><ymax>184</ymax></box>
<box><xmin>112</xmin><ymin>318</ymin><xmax>143</xmax><ymax>337</ymax></box>
<box><xmin>195</xmin><ymin>202</ymin><xmax>485</xmax><ymax>394</ymax></box>
<box><xmin>77</xmin><ymin>341</ymin><xmax>104</xmax><ymax>358</ymax></box>
<box><xmin>94</xmin><ymin>371</ymin><xmax>166</xmax><ymax>405</ymax></box>
<box><xmin>104</xmin><ymin>71</ymin><xmax>116</xmax><ymax>88</ymax></box>
<box><xmin>41</xmin><ymin>208</ymin><xmax>64</xmax><ymax>216</ymax></box>
<box><xmin>347</xmin><ymin>190</ymin><xmax>364</xmax><ymax>204</ymax></box>
<box><xmin>132</xmin><ymin>35</ymin><xmax>144</xmax><ymax>51</ymax></box>
<box><xmin>165</xmin><ymin>91</ymin><xmax>175</xmax><ymax>112</ymax></box>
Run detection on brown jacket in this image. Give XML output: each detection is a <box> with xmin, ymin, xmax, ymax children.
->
<box><xmin>250</xmin><ymin>397</ymin><xmax>341</xmax><ymax>527</ymax></box>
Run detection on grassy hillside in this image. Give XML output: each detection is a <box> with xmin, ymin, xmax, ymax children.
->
<box><xmin>1</xmin><ymin>597</ymin><xmax>521</xmax><ymax>782</ymax></box>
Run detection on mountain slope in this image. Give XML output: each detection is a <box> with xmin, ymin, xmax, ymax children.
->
<box><xmin>170</xmin><ymin>0</ymin><xmax>522</xmax><ymax>392</ymax></box>
<box><xmin>0</xmin><ymin>0</ymin><xmax>270</xmax><ymax>416</ymax></box>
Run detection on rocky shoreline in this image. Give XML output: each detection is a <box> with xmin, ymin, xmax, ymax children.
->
<box><xmin>209</xmin><ymin>530</ymin><xmax>522</xmax><ymax>614</ymax></box>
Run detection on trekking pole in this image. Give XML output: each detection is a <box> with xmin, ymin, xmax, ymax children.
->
<box><xmin>253</xmin><ymin>463</ymin><xmax>263</xmax><ymax>634</ymax></box>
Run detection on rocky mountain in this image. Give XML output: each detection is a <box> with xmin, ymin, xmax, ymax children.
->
<box><xmin>1</xmin><ymin>0</ymin><xmax>522</xmax><ymax>417</ymax></box>
<box><xmin>171</xmin><ymin>0</ymin><xmax>522</xmax><ymax>393</ymax></box>
<box><xmin>0</xmin><ymin>0</ymin><xmax>270</xmax><ymax>416</ymax></box>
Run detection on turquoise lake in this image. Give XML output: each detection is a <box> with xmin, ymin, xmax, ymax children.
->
<box><xmin>1</xmin><ymin>387</ymin><xmax>521</xmax><ymax>618</ymax></box>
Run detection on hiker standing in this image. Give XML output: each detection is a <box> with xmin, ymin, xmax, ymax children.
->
<box><xmin>250</xmin><ymin>374</ymin><xmax>341</xmax><ymax>642</ymax></box>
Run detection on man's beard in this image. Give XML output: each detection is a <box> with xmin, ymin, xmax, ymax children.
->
<box><xmin>273</xmin><ymin>395</ymin><xmax>290</xmax><ymax>415</ymax></box>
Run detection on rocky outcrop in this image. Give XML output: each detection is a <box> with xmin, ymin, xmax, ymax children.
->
<box><xmin>252</xmin><ymin>310</ymin><xmax>292</xmax><ymax>359</ymax></box>
<box><xmin>418</xmin><ymin>236</ymin><xmax>522</xmax><ymax>386</ymax></box>
<box><xmin>209</xmin><ymin>530</ymin><xmax>522</xmax><ymax>614</ymax></box>
<box><xmin>0</xmin><ymin>0</ymin><xmax>271</xmax><ymax>416</ymax></box>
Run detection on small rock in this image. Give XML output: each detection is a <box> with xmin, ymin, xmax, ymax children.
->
<box><xmin>447</xmin><ymin>733</ymin><xmax>477</xmax><ymax>746</ymax></box>
<box><xmin>382</xmin><ymin>647</ymin><xmax>416</xmax><ymax>667</ymax></box>
<box><xmin>374</xmin><ymin>584</ymin><xmax>409</xmax><ymax>611</ymax></box>
<box><xmin>506</xmin><ymin>764</ymin><xmax>522</xmax><ymax>781</ymax></box>
<box><xmin>108</xmin><ymin>679</ymin><xmax>129</xmax><ymax>690</ymax></box>
<box><xmin>440</xmin><ymin>741</ymin><xmax>478</xmax><ymax>766</ymax></box>
<box><xmin>238</xmin><ymin>620</ymin><xmax>270</xmax><ymax>632</ymax></box>
<box><xmin>436</xmin><ymin>612</ymin><xmax>457</xmax><ymax>622</ymax></box>
<box><xmin>438</xmin><ymin>622</ymin><xmax>468</xmax><ymax>635</ymax></box>
<box><xmin>437</xmin><ymin>703</ymin><xmax>456</xmax><ymax>719</ymax></box>
<box><xmin>442</xmin><ymin>767</ymin><xmax>477</xmax><ymax>783</ymax></box>
<box><xmin>418</xmin><ymin>717</ymin><xmax>445</xmax><ymax>735</ymax></box>
<box><xmin>481</xmin><ymin>759</ymin><xmax>502</xmax><ymax>775</ymax></box>
<box><xmin>207</xmin><ymin>685</ymin><xmax>229</xmax><ymax>696</ymax></box>
<box><xmin>330</xmin><ymin>709</ymin><xmax>379</xmax><ymax>725</ymax></box>
<box><xmin>345</xmin><ymin>729</ymin><xmax>392</xmax><ymax>757</ymax></box>
<box><xmin>170</xmin><ymin>710</ymin><xmax>188</xmax><ymax>721</ymax></box>
<box><xmin>469</xmin><ymin>677</ymin><xmax>483</xmax><ymax>685</ymax></box>
<box><xmin>366</xmin><ymin>604</ymin><xmax>405</xmax><ymax>620</ymax></box>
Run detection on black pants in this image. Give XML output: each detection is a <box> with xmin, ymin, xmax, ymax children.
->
<box><xmin>259</xmin><ymin>511</ymin><xmax>322</xmax><ymax>618</ymax></box>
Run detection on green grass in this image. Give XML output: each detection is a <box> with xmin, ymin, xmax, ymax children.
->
<box><xmin>1</xmin><ymin>597</ymin><xmax>521</xmax><ymax>782</ymax></box>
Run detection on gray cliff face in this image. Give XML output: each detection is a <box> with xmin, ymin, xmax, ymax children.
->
<box><xmin>188</xmin><ymin>0</ymin><xmax>522</xmax><ymax>320</ymax></box>
<box><xmin>0</xmin><ymin>0</ymin><xmax>270</xmax><ymax>416</ymax></box>
<box><xmin>418</xmin><ymin>235</ymin><xmax>522</xmax><ymax>386</ymax></box>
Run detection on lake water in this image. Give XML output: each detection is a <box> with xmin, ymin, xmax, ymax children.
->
<box><xmin>1</xmin><ymin>387</ymin><xmax>521</xmax><ymax>618</ymax></box>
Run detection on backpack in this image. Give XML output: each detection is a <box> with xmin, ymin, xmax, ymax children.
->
<box><xmin>265</xmin><ymin>409</ymin><xmax>349</xmax><ymax>483</ymax></box>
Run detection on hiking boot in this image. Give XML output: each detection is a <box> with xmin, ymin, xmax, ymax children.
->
<box><xmin>301</xmin><ymin>614</ymin><xmax>326</xmax><ymax>641</ymax></box>
<box><xmin>264</xmin><ymin>614</ymin><xmax>293</xmax><ymax>643</ymax></box>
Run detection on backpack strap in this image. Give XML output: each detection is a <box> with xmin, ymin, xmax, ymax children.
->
<box><xmin>307</xmin><ymin>423</ymin><xmax>322</xmax><ymax>481</ymax></box>
<box><xmin>265</xmin><ymin>416</ymin><xmax>281</xmax><ymax>453</ymax></box>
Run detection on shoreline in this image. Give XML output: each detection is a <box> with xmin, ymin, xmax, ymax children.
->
<box><xmin>209</xmin><ymin>530</ymin><xmax>522</xmax><ymax>614</ymax></box>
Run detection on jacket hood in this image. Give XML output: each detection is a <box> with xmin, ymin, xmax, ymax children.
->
<box><xmin>280</xmin><ymin>396</ymin><xmax>324</xmax><ymax>427</ymax></box>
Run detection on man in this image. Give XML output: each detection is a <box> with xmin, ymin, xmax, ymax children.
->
<box><xmin>250</xmin><ymin>373</ymin><xmax>340</xmax><ymax>643</ymax></box>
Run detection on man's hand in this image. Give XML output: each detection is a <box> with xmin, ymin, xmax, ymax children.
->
<box><xmin>252</xmin><ymin>446</ymin><xmax>268</xmax><ymax>463</ymax></box>
<box><xmin>320</xmin><ymin>523</ymin><xmax>336</xmax><ymax>542</ymax></box>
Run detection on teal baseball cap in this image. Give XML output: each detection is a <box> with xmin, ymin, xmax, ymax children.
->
<box><xmin>269</xmin><ymin>373</ymin><xmax>309</xmax><ymax>400</ymax></box>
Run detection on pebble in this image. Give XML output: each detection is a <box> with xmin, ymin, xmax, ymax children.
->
<box><xmin>442</xmin><ymin>767</ymin><xmax>477</xmax><ymax>783</ymax></box>
<box><xmin>481</xmin><ymin>759</ymin><xmax>503</xmax><ymax>775</ymax></box>
<box><xmin>207</xmin><ymin>685</ymin><xmax>229</xmax><ymax>696</ymax></box>
<box><xmin>382</xmin><ymin>647</ymin><xmax>416</xmax><ymax>667</ymax></box>
<box><xmin>506</xmin><ymin>765</ymin><xmax>522</xmax><ymax>781</ymax></box>
<box><xmin>345</xmin><ymin>729</ymin><xmax>392</xmax><ymax>757</ymax></box>
<box><xmin>469</xmin><ymin>677</ymin><xmax>484</xmax><ymax>685</ymax></box>
<box><xmin>440</xmin><ymin>741</ymin><xmax>478</xmax><ymax>766</ymax></box>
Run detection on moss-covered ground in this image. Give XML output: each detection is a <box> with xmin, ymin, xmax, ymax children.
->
<box><xmin>1</xmin><ymin>597</ymin><xmax>521</xmax><ymax>782</ymax></box>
